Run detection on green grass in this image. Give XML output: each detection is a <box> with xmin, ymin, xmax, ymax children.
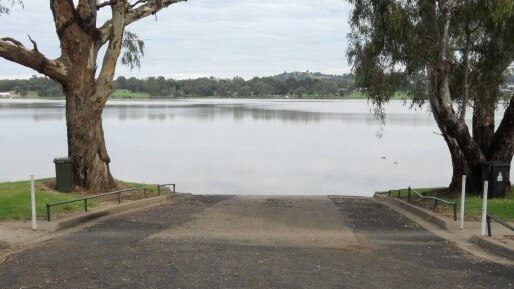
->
<box><xmin>386</xmin><ymin>186</ymin><xmax>514</xmax><ymax>221</ymax></box>
<box><xmin>111</xmin><ymin>89</ymin><xmax>151</xmax><ymax>99</ymax></box>
<box><xmin>392</xmin><ymin>91</ymin><xmax>410</xmax><ymax>99</ymax></box>
<box><xmin>0</xmin><ymin>178</ymin><xmax>163</xmax><ymax>220</ymax></box>
<box><xmin>463</xmin><ymin>196</ymin><xmax>514</xmax><ymax>221</ymax></box>
<box><xmin>26</xmin><ymin>91</ymin><xmax>39</xmax><ymax>98</ymax></box>
<box><xmin>0</xmin><ymin>179</ymin><xmax>88</xmax><ymax>220</ymax></box>
<box><xmin>344</xmin><ymin>91</ymin><xmax>411</xmax><ymax>100</ymax></box>
<box><xmin>116</xmin><ymin>180</ymin><xmax>160</xmax><ymax>196</ymax></box>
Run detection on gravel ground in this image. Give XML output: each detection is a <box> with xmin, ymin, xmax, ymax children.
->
<box><xmin>0</xmin><ymin>195</ymin><xmax>512</xmax><ymax>289</ymax></box>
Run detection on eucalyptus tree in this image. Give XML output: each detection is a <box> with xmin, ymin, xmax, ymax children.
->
<box><xmin>0</xmin><ymin>0</ymin><xmax>186</xmax><ymax>192</ymax></box>
<box><xmin>348</xmin><ymin>0</ymin><xmax>514</xmax><ymax>195</ymax></box>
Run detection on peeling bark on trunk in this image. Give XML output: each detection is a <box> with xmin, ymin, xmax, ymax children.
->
<box><xmin>428</xmin><ymin>92</ymin><xmax>468</xmax><ymax>193</ymax></box>
<box><xmin>428</xmin><ymin>61</ymin><xmax>487</xmax><ymax>195</ymax></box>
<box><xmin>64</xmin><ymin>81</ymin><xmax>116</xmax><ymax>193</ymax></box>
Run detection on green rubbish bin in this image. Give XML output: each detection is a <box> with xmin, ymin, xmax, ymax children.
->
<box><xmin>481</xmin><ymin>161</ymin><xmax>510</xmax><ymax>198</ymax></box>
<box><xmin>54</xmin><ymin>157</ymin><xmax>73</xmax><ymax>193</ymax></box>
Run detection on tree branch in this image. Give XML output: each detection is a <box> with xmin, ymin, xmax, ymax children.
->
<box><xmin>125</xmin><ymin>0</ymin><xmax>186</xmax><ymax>26</ymax></box>
<box><xmin>130</xmin><ymin>0</ymin><xmax>147</xmax><ymax>8</ymax></box>
<box><xmin>50</xmin><ymin>0</ymin><xmax>76</xmax><ymax>27</ymax></box>
<box><xmin>51</xmin><ymin>0</ymin><xmax>79</xmax><ymax>38</ymax></box>
<box><xmin>95</xmin><ymin>0</ymin><xmax>125</xmax><ymax>110</ymax></box>
<box><xmin>27</xmin><ymin>35</ymin><xmax>39</xmax><ymax>52</ymax></box>
<box><xmin>96</xmin><ymin>0</ymin><xmax>118</xmax><ymax>9</ymax></box>
<box><xmin>1</xmin><ymin>37</ymin><xmax>24</xmax><ymax>47</ymax></box>
<box><xmin>97</xmin><ymin>0</ymin><xmax>185</xmax><ymax>46</ymax></box>
<box><xmin>0</xmin><ymin>38</ymin><xmax>68</xmax><ymax>82</ymax></box>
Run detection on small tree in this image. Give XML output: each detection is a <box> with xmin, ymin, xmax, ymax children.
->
<box><xmin>0</xmin><ymin>0</ymin><xmax>186</xmax><ymax>192</ymax></box>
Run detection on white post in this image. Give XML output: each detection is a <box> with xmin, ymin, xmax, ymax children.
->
<box><xmin>30</xmin><ymin>175</ymin><xmax>37</xmax><ymax>231</ymax></box>
<box><xmin>480</xmin><ymin>181</ymin><xmax>489</xmax><ymax>236</ymax></box>
<box><xmin>460</xmin><ymin>175</ymin><xmax>466</xmax><ymax>230</ymax></box>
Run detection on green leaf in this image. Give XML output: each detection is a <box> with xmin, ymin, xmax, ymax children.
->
<box><xmin>121</xmin><ymin>31</ymin><xmax>145</xmax><ymax>71</ymax></box>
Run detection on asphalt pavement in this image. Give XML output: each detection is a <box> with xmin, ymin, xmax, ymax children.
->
<box><xmin>0</xmin><ymin>195</ymin><xmax>512</xmax><ymax>289</ymax></box>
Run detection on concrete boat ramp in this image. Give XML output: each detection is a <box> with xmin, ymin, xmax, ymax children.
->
<box><xmin>0</xmin><ymin>195</ymin><xmax>513</xmax><ymax>288</ymax></box>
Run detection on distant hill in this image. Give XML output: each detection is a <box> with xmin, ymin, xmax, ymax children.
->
<box><xmin>273</xmin><ymin>71</ymin><xmax>353</xmax><ymax>84</ymax></box>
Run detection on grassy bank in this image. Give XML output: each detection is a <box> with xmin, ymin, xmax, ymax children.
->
<box><xmin>0</xmin><ymin>178</ymin><xmax>160</xmax><ymax>220</ymax></box>
<box><xmin>386</xmin><ymin>187</ymin><xmax>514</xmax><ymax>221</ymax></box>
<box><xmin>111</xmin><ymin>89</ymin><xmax>151</xmax><ymax>99</ymax></box>
<box><xmin>344</xmin><ymin>91</ymin><xmax>410</xmax><ymax>100</ymax></box>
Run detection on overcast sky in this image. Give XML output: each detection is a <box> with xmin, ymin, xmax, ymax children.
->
<box><xmin>0</xmin><ymin>0</ymin><xmax>352</xmax><ymax>79</ymax></box>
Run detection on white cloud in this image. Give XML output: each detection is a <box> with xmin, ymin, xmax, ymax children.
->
<box><xmin>0</xmin><ymin>0</ymin><xmax>352</xmax><ymax>79</ymax></box>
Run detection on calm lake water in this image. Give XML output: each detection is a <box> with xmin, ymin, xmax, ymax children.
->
<box><xmin>1</xmin><ymin>98</ymin><xmax>511</xmax><ymax>197</ymax></box>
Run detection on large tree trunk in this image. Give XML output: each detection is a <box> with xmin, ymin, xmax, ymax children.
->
<box><xmin>427</xmin><ymin>60</ymin><xmax>487</xmax><ymax>195</ymax></box>
<box><xmin>51</xmin><ymin>0</ymin><xmax>124</xmax><ymax>193</ymax></box>
<box><xmin>64</xmin><ymin>81</ymin><xmax>116</xmax><ymax>193</ymax></box>
<box><xmin>446</xmin><ymin>138</ymin><xmax>468</xmax><ymax>193</ymax></box>
<box><xmin>429</xmin><ymin>90</ymin><xmax>483</xmax><ymax>195</ymax></box>
<box><xmin>473</xmin><ymin>101</ymin><xmax>495</xmax><ymax>157</ymax></box>
<box><xmin>429</xmin><ymin>97</ymin><xmax>468</xmax><ymax>193</ymax></box>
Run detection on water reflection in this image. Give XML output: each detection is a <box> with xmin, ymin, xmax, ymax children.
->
<box><xmin>1</xmin><ymin>98</ymin><xmax>510</xmax><ymax>196</ymax></box>
<box><xmin>0</xmin><ymin>99</ymin><xmax>437</xmax><ymax>126</ymax></box>
<box><xmin>104</xmin><ymin>102</ymin><xmax>435</xmax><ymax>126</ymax></box>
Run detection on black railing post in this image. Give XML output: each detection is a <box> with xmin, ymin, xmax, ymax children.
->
<box><xmin>408</xmin><ymin>187</ymin><xmax>411</xmax><ymax>202</ymax></box>
<box><xmin>398</xmin><ymin>189</ymin><xmax>401</xmax><ymax>198</ymax></box>
<box><xmin>46</xmin><ymin>204</ymin><xmax>51</xmax><ymax>222</ymax></box>
<box><xmin>172</xmin><ymin>184</ymin><xmax>175</xmax><ymax>193</ymax></box>
<box><xmin>433</xmin><ymin>199</ymin><xmax>438</xmax><ymax>211</ymax></box>
<box><xmin>486</xmin><ymin>215</ymin><xmax>492</xmax><ymax>237</ymax></box>
<box><xmin>45</xmin><ymin>187</ymin><xmax>146</xmax><ymax>222</ymax></box>
<box><xmin>157</xmin><ymin>185</ymin><xmax>161</xmax><ymax>196</ymax></box>
<box><xmin>388</xmin><ymin>190</ymin><xmax>391</xmax><ymax>197</ymax></box>
<box><xmin>453</xmin><ymin>203</ymin><xmax>457</xmax><ymax>221</ymax></box>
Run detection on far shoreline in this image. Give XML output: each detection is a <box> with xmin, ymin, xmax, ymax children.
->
<box><xmin>1</xmin><ymin>93</ymin><xmax>412</xmax><ymax>102</ymax></box>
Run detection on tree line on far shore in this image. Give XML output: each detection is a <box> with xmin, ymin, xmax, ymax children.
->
<box><xmin>3</xmin><ymin>70</ymin><xmax>513</xmax><ymax>99</ymax></box>
<box><xmin>0</xmin><ymin>71</ymin><xmax>356</xmax><ymax>98</ymax></box>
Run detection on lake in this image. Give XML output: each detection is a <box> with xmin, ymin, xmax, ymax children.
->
<box><xmin>0</xmin><ymin>98</ymin><xmax>510</xmax><ymax>197</ymax></box>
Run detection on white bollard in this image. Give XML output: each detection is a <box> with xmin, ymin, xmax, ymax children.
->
<box><xmin>30</xmin><ymin>175</ymin><xmax>37</xmax><ymax>231</ymax></box>
<box><xmin>480</xmin><ymin>181</ymin><xmax>489</xmax><ymax>236</ymax></box>
<box><xmin>460</xmin><ymin>175</ymin><xmax>466</xmax><ymax>230</ymax></box>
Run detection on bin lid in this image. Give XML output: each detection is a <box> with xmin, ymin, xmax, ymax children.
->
<box><xmin>53</xmin><ymin>156</ymin><xmax>73</xmax><ymax>163</ymax></box>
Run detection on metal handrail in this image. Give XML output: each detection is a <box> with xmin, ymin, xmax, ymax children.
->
<box><xmin>389</xmin><ymin>187</ymin><xmax>457</xmax><ymax>221</ymax></box>
<box><xmin>46</xmin><ymin>188</ymin><xmax>147</xmax><ymax>222</ymax></box>
<box><xmin>156</xmin><ymin>183</ymin><xmax>175</xmax><ymax>195</ymax></box>
<box><xmin>486</xmin><ymin>214</ymin><xmax>514</xmax><ymax>237</ymax></box>
<box><xmin>408</xmin><ymin>187</ymin><xmax>457</xmax><ymax>221</ymax></box>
